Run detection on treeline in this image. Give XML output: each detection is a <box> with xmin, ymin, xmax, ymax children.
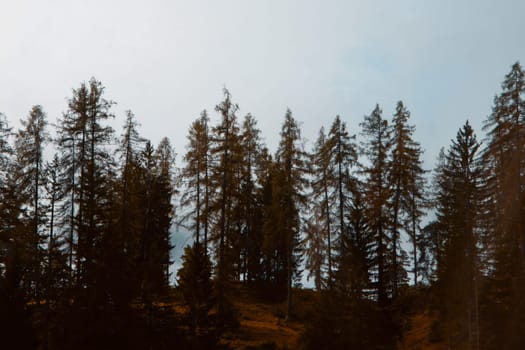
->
<box><xmin>1</xmin><ymin>62</ymin><xmax>525</xmax><ymax>350</ymax></box>
<box><xmin>0</xmin><ymin>81</ymin><xmax>176</xmax><ymax>349</ymax></box>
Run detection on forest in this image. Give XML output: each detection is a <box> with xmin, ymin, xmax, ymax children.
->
<box><xmin>1</xmin><ymin>61</ymin><xmax>525</xmax><ymax>350</ymax></box>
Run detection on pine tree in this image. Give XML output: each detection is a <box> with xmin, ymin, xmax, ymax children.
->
<box><xmin>238</xmin><ymin>113</ymin><xmax>264</xmax><ymax>282</ymax></box>
<box><xmin>335</xmin><ymin>178</ymin><xmax>371</xmax><ymax>300</ymax></box>
<box><xmin>304</xmin><ymin>211</ymin><xmax>327</xmax><ymax>291</ymax></box>
<box><xmin>326</xmin><ymin>116</ymin><xmax>358</xmax><ymax>285</ymax></box>
<box><xmin>388</xmin><ymin>101</ymin><xmax>425</xmax><ymax>288</ymax></box>
<box><xmin>210</xmin><ymin>88</ymin><xmax>241</xmax><ymax>311</ymax></box>
<box><xmin>259</xmin><ymin>150</ymin><xmax>288</xmax><ymax>289</ymax></box>
<box><xmin>13</xmin><ymin>105</ymin><xmax>49</xmax><ymax>300</ymax></box>
<box><xmin>154</xmin><ymin>137</ymin><xmax>176</xmax><ymax>288</ymax></box>
<box><xmin>360</xmin><ymin>104</ymin><xmax>392</xmax><ymax>305</ymax></box>
<box><xmin>107</xmin><ymin>111</ymin><xmax>147</xmax><ymax>308</ymax></box>
<box><xmin>42</xmin><ymin>154</ymin><xmax>69</xmax><ymax>349</ymax></box>
<box><xmin>0</xmin><ymin>113</ymin><xmax>12</xmax><ymax>196</ymax></box>
<box><xmin>431</xmin><ymin>121</ymin><xmax>482</xmax><ymax>349</ymax></box>
<box><xmin>181</xmin><ymin>110</ymin><xmax>211</xmax><ymax>248</ymax></box>
<box><xmin>275</xmin><ymin>109</ymin><xmax>307</xmax><ymax>320</ymax></box>
<box><xmin>177</xmin><ymin>242</ymin><xmax>214</xmax><ymax>334</ymax></box>
<box><xmin>309</xmin><ymin>127</ymin><xmax>332</xmax><ymax>287</ymax></box>
<box><xmin>0</xmin><ymin>113</ymin><xmax>13</xmax><ymax>277</ymax></box>
<box><xmin>57</xmin><ymin>78</ymin><xmax>116</xmax><ymax>306</ymax></box>
<box><xmin>481</xmin><ymin>61</ymin><xmax>525</xmax><ymax>349</ymax></box>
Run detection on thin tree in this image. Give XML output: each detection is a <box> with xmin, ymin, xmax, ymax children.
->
<box><xmin>275</xmin><ymin>109</ymin><xmax>307</xmax><ymax>320</ymax></box>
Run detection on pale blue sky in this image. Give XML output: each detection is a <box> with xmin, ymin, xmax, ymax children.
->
<box><xmin>2</xmin><ymin>0</ymin><xmax>525</xmax><ymax>279</ymax></box>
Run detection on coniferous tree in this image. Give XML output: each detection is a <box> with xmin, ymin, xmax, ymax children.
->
<box><xmin>309</xmin><ymin>127</ymin><xmax>332</xmax><ymax>287</ymax></box>
<box><xmin>14</xmin><ymin>105</ymin><xmax>49</xmax><ymax>299</ymax></box>
<box><xmin>210</xmin><ymin>88</ymin><xmax>241</xmax><ymax>312</ymax></box>
<box><xmin>481</xmin><ymin>61</ymin><xmax>525</xmax><ymax>349</ymax></box>
<box><xmin>304</xmin><ymin>212</ymin><xmax>327</xmax><ymax>291</ymax></box>
<box><xmin>259</xmin><ymin>150</ymin><xmax>288</xmax><ymax>290</ymax></box>
<box><xmin>177</xmin><ymin>242</ymin><xmax>214</xmax><ymax>334</ymax></box>
<box><xmin>431</xmin><ymin>121</ymin><xmax>482</xmax><ymax>349</ymax></box>
<box><xmin>238</xmin><ymin>113</ymin><xmax>264</xmax><ymax>282</ymax></box>
<box><xmin>0</xmin><ymin>113</ymin><xmax>13</xmax><ymax>277</ymax></box>
<box><xmin>335</xmin><ymin>178</ymin><xmax>371</xmax><ymax>300</ymax></box>
<box><xmin>388</xmin><ymin>101</ymin><xmax>425</xmax><ymax>288</ymax></box>
<box><xmin>0</xmin><ymin>113</ymin><xmax>12</xmax><ymax>196</ymax></box>
<box><xmin>56</xmin><ymin>78</ymin><xmax>116</xmax><ymax>300</ymax></box>
<box><xmin>275</xmin><ymin>109</ymin><xmax>307</xmax><ymax>320</ymax></box>
<box><xmin>326</xmin><ymin>116</ymin><xmax>358</xmax><ymax>281</ymax></box>
<box><xmin>107</xmin><ymin>111</ymin><xmax>146</xmax><ymax>308</ymax></box>
<box><xmin>153</xmin><ymin>137</ymin><xmax>176</xmax><ymax>289</ymax></box>
<box><xmin>181</xmin><ymin>110</ymin><xmax>211</xmax><ymax>248</ymax></box>
<box><xmin>360</xmin><ymin>104</ymin><xmax>392</xmax><ymax>306</ymax></box>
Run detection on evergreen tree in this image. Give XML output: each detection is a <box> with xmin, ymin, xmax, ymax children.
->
<box><xmin>153</xmin><ymin>137</ymin><xmax>176</xmax><ymax>288</ymax></box>
<box><xmin>107</xmin><ymin>111</ymin><xmax>146</xmax><ymax>308</ymax></box>
<box><xmin>13</xmin><ymin>105</ymin><xmax>49</xmax><ymax>299</ymax></box>
<box><xmin>360</xmin><ymin>104</ymin><xmax>392</xmax><ymax>305</ymax></box>
<box><xmin>177</xmin><ymin>242</ymin><xmax>214</xmax><ymax>334</ymax></box>
<box><xmin>181</xmin><ymin>110</ymin><xmax>211</xmax><ymax>248</ymax></box>
<box><xmin>335</xmin><ymin>178</ymin><xmax>371</xmax><ymax>300</ymax></box>
<box><xmin>326</xmin><ymin>116</ymin><xmax>358</xmax><ymax>283</ymax></box>
<box><xmin>210</xmin><ymin>88</ymin><xmax>241</xmax><ymax>312</ymax></box>
<box><xmin>238</xmin><ymin>113</ymin><xmax>264</xmax><ymax>282</ymax></box>
<box><xmin>57</xmin><ymin>78</ymin><xmax>116</xmax><ymax>308</ymax></box>
<box><xmin>309</xmin><ymin>127</ymin><xmax>332</xmax><ymax>287</ymax></box>
<box><xmin>431</xmin><ymin>121</ymin><xmax>482</xmax><ymax>349</ymax></box>
<box><xmin>0</xmin><ymin>113</ymin><xmax>12</xmax><ymax>197</ymax></box>
<box><xmin>481</xmin><ymin>61</ymin><xmax>525</xmax><ymax>349</ymax></box>
<box><xmin>388</xmin><ymin>101</ymin><xmax>425</xmax><ymax>288</ymax></box>
<box><xmin>275</xmin><ymin>109</ymin><xmax>307</xmax><ymax>319</ymax></box>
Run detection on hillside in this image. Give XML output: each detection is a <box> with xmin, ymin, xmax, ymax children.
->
<box><xmin>170</xmin><ymin>284</ymin><xmax>443</xmax><ymax>350</ymax></box>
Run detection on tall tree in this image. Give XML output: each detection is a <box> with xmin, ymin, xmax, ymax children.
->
<box><xmin>57</xmin><ymin>78</ymin><xmax>116</xmax><ymax>307</ymax></box>
<box><xmin>154</xmin><ymin>137</ymin><xmax>176</xmax><ymax>288</ymax></box>
<box><xmin>388</xmin><ymin>101</ymin><xmax>425</xmax><ymax>288</ymax></box>
<box><xmin>0</xmin><ymin>113</ymin><xmax>13</xmax><ymax>277</ymax></box>
<box><xmin>14</xmin><ymin>105</ymin><xmax>49</xmax><ymax>299</ymax></box>
<box><xmin>326</xmin><ymin>116</ymin><xmax>358</xmax><ymax>285</ymax></box>
<box><xmin>238</xmin><ymin>113</ymin><xmax>264</xmax><ymax>282</ymax></box>
<box><xmin>481</xmin><ymin>61</ymin><xmax>525</xmax><ymax>349</ymax></box>
<box><xmin>275</xmin><ymin>109</ymin><xmax>307</xmax><ymax>320</ymax></box>
<box><xmin>181</xmin><ymin>111</ymin><xmax>212</xmax><ymax>248</ymax></box>
<box><xmin>210</xmin><ymin>88</ymin><xmax>241</xmax><ymax>312</ymax></box>
<box><xmin>360</xmin><ymin>104</ymin><xmax>392</xmax><ymax>306</ymax></box>
<box><xmin>309</xmin><ymin>127</ymin><xmax>332</xmax><ymax>287</ymax></box>
<box><xmin>432</xmin><ymin>121</ymin><xmax>482</xmax><ymax>349</ymax></box>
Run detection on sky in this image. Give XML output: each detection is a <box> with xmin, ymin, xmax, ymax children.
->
<box><xmin>2</xmin><ymin>0</ymin><xmax>525</xmax><ymax>280</ymax></box>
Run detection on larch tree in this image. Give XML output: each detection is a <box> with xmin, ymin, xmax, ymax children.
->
<box><xmin>238</xmin><ymin>113</ymin><xmax>264</xmax><ymax>282</ymax></box>
<box><xmin>275</xmin><ymin>109</ymin><xmax>307</xmax><ymax>320</ymax></box>
<box><xmin>326</xmin><ymin>116</ymin><xmax>358</xmax><ymax>286</ymax></box>
<box><xmin>57</xmin><ymin>78</ymin><xmax>116</xmax><ymax>306</ymax></box>
<box><xmin>14</xmin><ymin>105</ymin><xmax>49</xmax><ymax>300</ymax></box>
<box><xmin>359</xmin><ymin>104</ymin><xmax>392</xmax><ymax>306</ymax></box>
<box><xmin>309</xmin><ymin>126</ymin><xmax>332</xmax><ymax>287</ymax></box>
<box><xmin>210</xmin><ymin>88</ymin><xmax>241</xmax><ymax>312</ymax></box>
<box><xmin>180</xmin><ymin>110</ymin><xmax>211</xmax><ymax>248</ymax></box>
<box><xmin>388</xmin><ymin>101</ymin><xmax>425</xmax><ymax>288</ymax></box>
<box><xmin>481</xmin><ymin>61</ymin><xmax>525</xmax><ymax>349</ymax></box>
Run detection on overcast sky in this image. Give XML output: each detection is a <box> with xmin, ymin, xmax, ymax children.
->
<box><xmin>2</xmin><ymin>0</ymin><xmax>525</xmax><ymax>276</ymax></box>
<box><xmin>3</xmin><ymin>0</ymin><xmax>525</xmax><ymax>162</ymax></box>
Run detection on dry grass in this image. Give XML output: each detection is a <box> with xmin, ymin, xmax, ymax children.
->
<box><xmin>220</xmin><ymin>286</ymin><xmax>309</xmax><ymax>350</ymax></box>
<box><xmin>398</xmin><ymin>312</ymin><xmax>445</xmax><ymax>350</ymax></box>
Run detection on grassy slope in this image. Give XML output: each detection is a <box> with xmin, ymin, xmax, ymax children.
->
<box><xmin>171</xmin><ymin>284</ymin><xmax>444</xmax><ymax>350</ymax></box>
<box><xmin>220</xmin><ymin>287</ymin><xmax>314</xmax><ymax>350</ymax></box>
